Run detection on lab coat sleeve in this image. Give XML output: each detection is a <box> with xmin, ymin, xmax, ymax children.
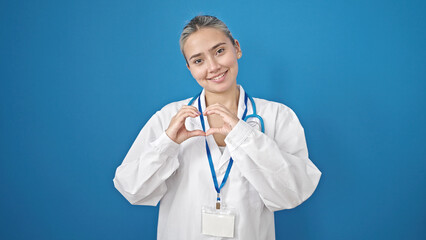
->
<box><xmin>113</xmin><ymin>112</ymin><xmax>180</xmax><ymax>206</ymax></box>
<box><xmin>225</xmin><ymin>106</ymin><xmax>321</xmax><ymax>212</ymax></box>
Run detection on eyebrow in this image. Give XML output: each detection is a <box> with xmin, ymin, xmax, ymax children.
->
<box><xmin>188</xmin><ymin>42</ymin><xmax>227</xmax><ymax>61</ymax></box>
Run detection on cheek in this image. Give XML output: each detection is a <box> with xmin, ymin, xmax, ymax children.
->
<box><xmin>222</xmin><ymin>54</ymin><xmax>238</xmax><ymax>68</ymax></box>
<box><xmin>190</xmin><ymin>67</ymin><xmax>206</xmax><ymax>81</ymax></box>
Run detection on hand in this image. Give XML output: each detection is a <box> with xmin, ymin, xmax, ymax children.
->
<box><xmin>166</xmin><ymin>106</ymin><xmax>206</xmax><ymax>144</ymax></box>
<box><xmin>203</xmin><ymin>103</ymin><xmax>239</xmax><ymax>136</ymax></box>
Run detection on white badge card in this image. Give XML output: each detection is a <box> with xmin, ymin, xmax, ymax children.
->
<box><xmin>202</xmin><ymin>206</ymin><xmax>236</xmax><ymax>238</ymax></box>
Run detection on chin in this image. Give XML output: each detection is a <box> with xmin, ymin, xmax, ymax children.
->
<box><xmin>207</xmin><ymin>82</ymin><xmax>236</xmax><ymax>94</ymax></box>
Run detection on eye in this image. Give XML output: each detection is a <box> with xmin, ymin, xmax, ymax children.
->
<box><xmin>193</xmin><ymin>59</ymin><xmax>203</xmax><ymax>64</ymax></box>
<box><xmin>216</xmin><ymin>48</ymin><xmax>225</xmax><ymax>55</ymax></box>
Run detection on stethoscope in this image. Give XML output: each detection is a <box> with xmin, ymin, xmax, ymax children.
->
<box><xmin>188</xmin><ymin>91</ymin><xmax>265</xmax><ymax>133</ymax></box>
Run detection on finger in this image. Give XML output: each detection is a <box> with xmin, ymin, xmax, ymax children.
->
<box><xmin>204</xmin><ymin>109</ymin><xmax>239</xmax><ymax>129</ymax></box>
<box><xmin>187</xmin><ymin>130</ymin><xmax>206</xmax><ymax>138</ymax></box>
<box><xmin>169</xmin><ymin>113</ymin><xmax>199</xmax><ymax>131</ymax></box>
<box><xmin>203</xmin><ymin>108</ymin><xmax>227</xmax><ymax>117</ymax></box>
<box><xmin>204</xmin><ymin>104</ymin><xmax>236</xmax><ymax>117</ymax></box>
<box><xmin>176</xmin><ymin>108</ymin><xmax>201</xmax><ymax>120</ymax></box>
<box><xmin>176</xmin><ymin>111</ymin><xmax>200</xmax><ymax>124</ymax></box>
<box><xmin>203</xmin><ymin>108</ymin><xmax>233</xmax><ymax>121</ymax></box>
<box><xmin>206</xmin><ymin>127</ymin><xmax>228</xmax><ymax>136</ymax></box>
<box><xmin>180</xmin><ymin>105</ymin><xmax>201</xmax><ymax>114</ymax></box>
<box><xmin>167</xmin><ymin>108</ymin><xmax>201</xmax><ymax>142</ymax></box>
<box><xmin>179</xmin><ymin>106</ymin><xmax>201</xmax><ymax>115</ymax></box>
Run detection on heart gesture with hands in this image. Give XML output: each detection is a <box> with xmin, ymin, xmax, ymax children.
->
<box><xmin>165</xmin><ymin>104</ymin><xmax>239</xmax><ymax>144</ymax></box>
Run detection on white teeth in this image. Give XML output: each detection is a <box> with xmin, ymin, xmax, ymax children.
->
<box><xmin>212</xmin><ymin>72</ymin><xmax>225</xmax><ymax>80</ymax></box>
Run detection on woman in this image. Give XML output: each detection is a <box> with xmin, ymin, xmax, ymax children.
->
<box><xmin>113</xmin><ymin>15</ymin><xmax>321</xmax><ymax>239</ymax></box>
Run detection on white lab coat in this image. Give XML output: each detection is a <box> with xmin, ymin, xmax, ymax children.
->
<box><xmin>113</xmin><ymin>86</ymin><xmax>321</xmax><ymax>240</ymax></box>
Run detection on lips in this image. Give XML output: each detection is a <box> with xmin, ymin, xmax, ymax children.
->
<box><xmin>208</xmin><ymin>70</ymin><xmax>228</xmax><ymax>82</ymax></box>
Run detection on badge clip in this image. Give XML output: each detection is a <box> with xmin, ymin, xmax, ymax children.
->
<box><xmin>216</xmin><ymin>193</ymin><xmax>221</xmax><ymax>209</ymax></box>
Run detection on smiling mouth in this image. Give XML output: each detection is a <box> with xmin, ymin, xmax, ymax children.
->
<box><xmin>208</xmin><ymin>70</ymin><xmax>227</xmax><ymax>81</ymax></box>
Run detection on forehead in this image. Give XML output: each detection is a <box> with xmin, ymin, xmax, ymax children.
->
<box><xmin>183</xmin><ymin>28</ymin><xmax>232</xmax><ymax>56</ymax></box>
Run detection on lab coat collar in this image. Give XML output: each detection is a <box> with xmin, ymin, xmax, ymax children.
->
<box><xmin>188</xmin><ymin>85</ymin><xmax>249</xmax><ymax>171</ymax></box>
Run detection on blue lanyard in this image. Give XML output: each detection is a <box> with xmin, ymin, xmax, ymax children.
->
<box><xmin>197</xmin><ymin>93</ymin><xmax>249</xmax><ymax>205</ymax></box>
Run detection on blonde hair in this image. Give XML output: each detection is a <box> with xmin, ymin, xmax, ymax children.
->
<box><xmin>180</xmin><ymin>15</ymin><xmax>236</xmax><ymax>60</ymax></box>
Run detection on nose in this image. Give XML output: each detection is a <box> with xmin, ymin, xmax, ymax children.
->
<box><xmin>207</xmin><ymin>57</ymin><xmax>220</xmax><ymax>73</ymax></box>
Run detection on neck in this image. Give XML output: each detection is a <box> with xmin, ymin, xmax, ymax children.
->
<box><xmin>205</xmin><ymin>85</ymin><xmax>240</xmax><ymax>110</ymax></box>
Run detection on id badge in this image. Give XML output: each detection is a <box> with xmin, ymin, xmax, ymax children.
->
<box><xmin>202</xmin><ymin>205</ymin><xmax>236</xmax><ymax>238</ymax></box>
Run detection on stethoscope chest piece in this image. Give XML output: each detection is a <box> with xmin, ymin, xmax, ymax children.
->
<box><xmin>245</xmin><ymin>116</ymin><xmax>264</xmax><ymax>133</ymax></box>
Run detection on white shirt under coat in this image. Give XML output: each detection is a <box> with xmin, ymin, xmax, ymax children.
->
<box><xmin>113</xmin><ymin>85</ymin><xmax>322</xmax><ymax>240</ymax></box>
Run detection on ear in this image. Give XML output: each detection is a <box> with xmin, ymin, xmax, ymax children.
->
<box><xmin>234</xmin><ymin>39</ymin><xmax>242</xmax><ymax>59</ymax></box>
<box><xmin>186</xmin><ymin>62</ymin><xmax>190</xmax><ymax>70</ymax></box>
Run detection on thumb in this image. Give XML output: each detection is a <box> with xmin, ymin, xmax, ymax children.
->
<box><xmin>205</xmin><ymin>128</ymin><xmax>222</xmax><ymax>136</ymax></box>
<box><xmin>187</xmin><ymin>130</ymin><xmax>206</xmax><ymax>138</ymax></box>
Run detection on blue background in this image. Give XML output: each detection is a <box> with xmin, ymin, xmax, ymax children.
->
<box><xmin>1</xmin><ymin>0</ymin><xmax>425</xmax><ymax>239</ymax></box>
